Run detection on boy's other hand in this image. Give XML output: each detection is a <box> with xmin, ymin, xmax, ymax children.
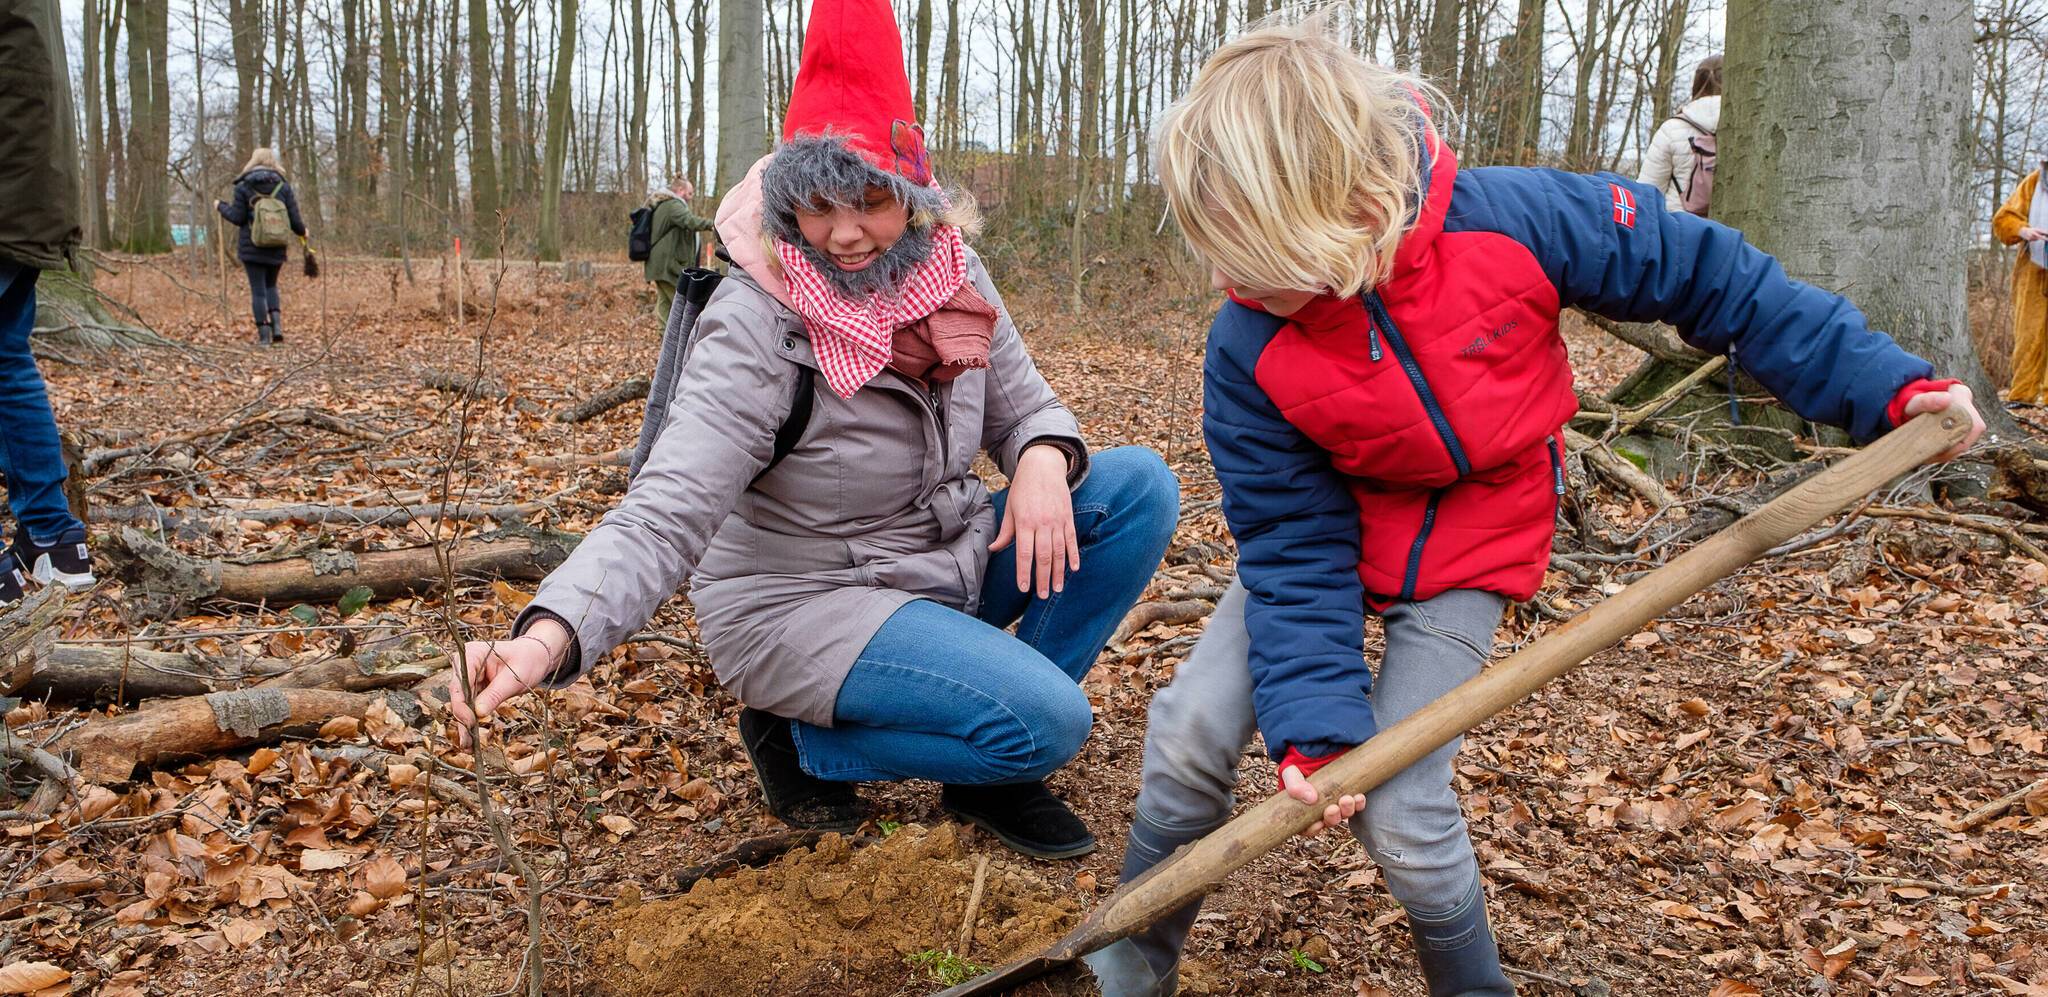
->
<box><xmin>1280</xmin><ymin>764</ymin><xmax>1365</xmax><ymax>838</ymax></box>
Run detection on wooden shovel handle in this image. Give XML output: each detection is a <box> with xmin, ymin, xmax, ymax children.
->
<box><xmin>1093</xmin><ymin>412</ymin><xmax>1969</xmax><ymax>941</ymax></box>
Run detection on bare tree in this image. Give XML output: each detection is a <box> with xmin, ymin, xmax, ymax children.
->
<box><xmin>537</xmin><ymin>0</ymin><xmax>578</xmax><ymax>260</ymax></box>
<box><xmin>715</xmin><ymin>0</ymin><xmax>766</xmax><ymax>198</ymax></box>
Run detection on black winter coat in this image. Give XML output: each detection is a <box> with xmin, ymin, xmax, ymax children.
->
<box><xmin>216</xmin><ymin>169</ymin><xmax>306</xmax><ymax>266</ymax></box>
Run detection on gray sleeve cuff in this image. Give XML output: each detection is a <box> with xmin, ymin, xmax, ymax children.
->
<box><xmin>512</xmin><ymin>605</ymin><xmax>586</xmax><ymax>689</ymax></box>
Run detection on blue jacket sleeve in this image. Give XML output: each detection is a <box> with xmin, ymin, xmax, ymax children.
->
<box><xmin>1456</xmin><ymin>168</ymin><xmax>1934</xmax><ymax>443</ymax></box>
<box><xmin>1203</xmin><ymin>303</ymin><xmax>1375</xmax><ymax>761</ymax></box>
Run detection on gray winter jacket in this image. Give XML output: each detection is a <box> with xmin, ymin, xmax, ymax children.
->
<box><xmin>515</xmin><ymin>251</ymin><xmax>1087</xmax><ymax>725</ymax></box>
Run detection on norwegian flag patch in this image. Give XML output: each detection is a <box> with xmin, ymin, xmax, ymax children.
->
<box><xmin>1610</xmin><ymin>183</ymin><xmax>1637</xmax><ymax>228</ymax></box>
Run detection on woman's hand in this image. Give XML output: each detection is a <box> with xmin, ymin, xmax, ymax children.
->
<box><xmin>1901</xmin><ymin>382</ymin><xmax>1987</xmax><ymax>462</ymax></box>
<box><xmin>990</xmin><ymin>444</ymin><xmax>1078</xmax><ymax>598</ymax></box>
<box><xmin>1279</xmin><ymin>765</ymin><xmax>1365</xmax><ymax>838</ymax></box>
<box><xmin>446</xmin><ymin>620</ymin><xmax>568</xmax><ymax>747</ymax></box>
<box><xmin>2020</xmin><ymin>226</ymin><xmax>2047</xmax><ymax>243</ymax></box>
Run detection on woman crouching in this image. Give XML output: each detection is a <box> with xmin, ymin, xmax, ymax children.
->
<box><xmin>445</xmin><ymin>0</ymin><xmax>1177</xmax><ymax>860</ymax></box>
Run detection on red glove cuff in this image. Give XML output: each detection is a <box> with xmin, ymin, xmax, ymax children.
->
<box><xmin>1887</xmin><ymin>378</ymin><xmax>1961</xmax><ymax>429</ymax></box>
<box><xmin>1280</xmin><ymin>746</ymin><xmax>1343</xmax><ymax>779</ymax></box>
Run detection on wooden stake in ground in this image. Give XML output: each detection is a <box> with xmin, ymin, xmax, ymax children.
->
<box><xmin>936</xmin><ymin>411</ymin><xmax>1969</xmax><ymax>997</ymax></box>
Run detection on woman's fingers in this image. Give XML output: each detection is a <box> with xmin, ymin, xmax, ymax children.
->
<box><xmin>1014</xmin><ymin>518</ymin><xmax>1035</xmax><ymax>593</ymax></box>
<box><xmin>988</xmin><ymin>504</ymin><xmax>1016</xmax><ymax>553</ymax></box>
<box><xmin>1035</xmin><ymin>523</ymin><xmax>1058</xmax><ymax>597</ymax></box>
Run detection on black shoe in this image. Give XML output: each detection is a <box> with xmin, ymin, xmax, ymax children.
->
<box><xmin>941</xmin><ymin>780</ymin><xmax>1097</xmax><ymax>859</ymax></box>
<box><xmin>737</xmin><ymin>707</ymin><xmax>867</xmax><ymax>832</ymax></box>
<box><xmin>269</xmin><ymin>310</ymin><xmax>284</xmax><ymax>343</ymax></box>
<box><xmin>0</xmin><ymin>562</ymin><xmax>23</xmax><ymax>609</ymax></box>
<box><xmin>255</xmin><ymin>322</ymin><xmax>273</xmax><ymax>345</ymax></box>
<box><xmin>12</xmin><ymin>530</ymin><xmax>93</xmax><ymax>590</ymax></box>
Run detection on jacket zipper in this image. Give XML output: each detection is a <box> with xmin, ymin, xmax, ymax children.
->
<box><xmin>1401</xmin><ymin>490</ymin><xmax>1444</xmax><ymax>601</ymax></box>
<box><xmin>1362</xmin><ymin>293</ymin><xmax>1469</xmax><ymax>477</ymax></box>
<box><xmin>1546</xmin><ymin>435</ymin><xmax>1566</xmax><ymax>495</ymax></box>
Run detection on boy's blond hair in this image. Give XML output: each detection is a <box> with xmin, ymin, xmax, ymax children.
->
<box><xmin>1157</xmin><ymin>16</ymin><xmax>1441</xmax><ymax>298</ymax></box>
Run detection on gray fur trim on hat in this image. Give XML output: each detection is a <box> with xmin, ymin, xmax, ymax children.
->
<box><xmin>762</xmin><ymin>133</ymin><xmax>949</xmax><ymax>299</ymax></box>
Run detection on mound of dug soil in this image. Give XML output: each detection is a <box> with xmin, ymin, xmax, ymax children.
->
<box><xmin>589</xmin><ymin>823</ymin><xmax>1085</xmax><ymax>995</ymax></box>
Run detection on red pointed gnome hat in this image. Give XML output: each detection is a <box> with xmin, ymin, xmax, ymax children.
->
<box><xmin>780</xmin><ymin>0</ymin><xmax>933</xmax><ymax>186</ymax></box>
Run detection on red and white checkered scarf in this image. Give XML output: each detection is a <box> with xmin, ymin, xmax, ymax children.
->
<box><xmin>775</xmin><ymin>224</ymin><xmax>970</xmax><ymax>398</ymax></box>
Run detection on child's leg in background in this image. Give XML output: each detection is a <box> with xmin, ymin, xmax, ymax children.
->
<box><xmin>1087</xmin><ymin>580</ymin><xmax>1257</xmax><ymax>997</ymax></box>
<box><xmin>1354</xmin><ymin>590</ymin><xmax>1514</xmax><ymax>997</ymax></box>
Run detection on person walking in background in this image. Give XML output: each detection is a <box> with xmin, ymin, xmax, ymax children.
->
<box><xmin>215</xmin><ymin>148</ymin><xmax>307</xmax><ymax>346</ymax></box>
<box><xmin>1637</xmin><ymin>55</ymin><xmax>1722</xmax><ymax>215</ymax></box>
<box><xmin>1993</xmin><ymin>159</ymin><xmax>2048</xmax><ymax>408</ymax></box>
<box><xmin>644</xmin><ymin>176</ymin><xmax>717</xmax><ymax>321</ymax></box>
<box><xmin>0</xmin><ymin>0</ymin><xmax>96</xmax><ymax>607</ymax></box>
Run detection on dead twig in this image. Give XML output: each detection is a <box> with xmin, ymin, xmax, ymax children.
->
<box><xmin>958</xmin><ymin>854</ymin><xmax>991</xmax><ymax>954</ymax></box>
<box><xmin>1956</xmin><ymin>776</ymin><xmax>2048</xmax><ymax>831</ymax></box>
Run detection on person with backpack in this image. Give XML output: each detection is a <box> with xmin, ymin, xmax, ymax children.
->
<box><xmin>445</xmin><ymin>0</ymin><xmax>1178</xmax><ymax>862</ymax></box>
<box><xmin>1992</xmin><ymin>159</ymin><xmax>2048</xmax><ymax>408</ymax></box>
<box><xmin>215</xmin><ymin>148</ymin><xmax>307</xmax><ymax>346</ymax></box>
<box><xmin>634</xmin><ymin>176</ymin><xmax>717</xmax><ymax>322</ymax></box>
<box><xmin>1637</xmin><ymin>55</ymin><xmax>1721</xmax><ymax>216</ymax></box>
<box><xmin>0</xmin><ymin>0</ymin><xmax>96</xmax><ymax>609</ymax></box>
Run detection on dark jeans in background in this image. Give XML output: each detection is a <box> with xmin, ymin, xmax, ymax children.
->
<box><xmin>243</xmin><ymin>261</ymin><xmax>281</xmax><ymax>323</ymax></box>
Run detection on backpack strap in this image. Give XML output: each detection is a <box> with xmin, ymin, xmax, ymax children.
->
<box><xmin>764</xmin><ymin>366</ymin><xmax>815</xmax><ymax>477</ymax></box>
<box><xmin>1674</xmin><ymin>111</ymin><xmax>1714</xmax><ymax>137</ymax></box>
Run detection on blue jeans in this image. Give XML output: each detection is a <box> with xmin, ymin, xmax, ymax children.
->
<box><xmin>791</xmin><ymin>446</ymin><xmax>1179</xmax><ymax>785</ymax></box>
<box><xmin>0</xmin><ymin>262</ymin><xmax>85</xmax><ymax>545</ymax></box>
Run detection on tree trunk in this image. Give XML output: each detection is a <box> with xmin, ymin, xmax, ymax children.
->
<box><xmin>1498</xmin><ymin>0</ymin><xmax>1545</xmax><ymax>165</ymax></box>
<box><xmin>1563</xmin><ymin>0</ymin><xmax>1600</xmax><ymax>170</ymax></box>
<box><xmin>914</xmin><ymin>0</ymin><xmax>933</xmax><ymax>123</ymax></box>
<box><xmin>229</xmin><ymin>0</ymin><xmax>262</xmax><ymax>154</ymax></box>
<box><xmin>628</xmin><ymin>0</ymin><xmax>649</xmax><ymax>193</ymax></box>
<box><xmin>1720</xmin><ymin>0</ymin><xmax>2010</xmax><ymax>438</ymax></box>
<box><xmin>292</xmin><ymin>0</ymin><xmax>324</xmax><ymax>232</ymax></box>
<box><xmin>124</xmin><ymin>0</ymin><xmax>172</xmax><ymax>253</ymax></box>
<box><xmin>103</xmin><ymin>1</ymin><xmax>126</xmax><ymax>248</ymax></box>
<box><xmin>1422</xmin><ymin>0</ymin><xmax>1460</xmax><ymax>90</ymax></box>
<box><xmin>377</xmin><ymin>0</ymin><xmax>407</xmax><ymax>254</ymax></box>
<box><xmin>467</xmin><ymin>0</ymin><xmax>501</xmax><ymax>252</ymax></box>
<box><xmin>714</xmin><ymin>0</ymin><xmax>766</xmax><ymax>198</ymax></box>
<box><xmin>537</xmin><ymin>0</ymin><xmax>577</xmax><ymax>260</ymax></box>
<box><xmin>688</xmin><ymin>0</ymin><xmax>708</xmax><ymax>192</ymax></box>
<box><xmin>82</xmin><ymin>0</ymin><xmax>108</xmax><ymax>249</ymax></box>
<box><xmin>1648</xmin><ymin>0</ymin><xmax>1688</xmax><ymax>124</ymax></box>
<box><xmin>938</xmin><ymin>0</ymin><xmax>961</xmax><ymax>150</ymax></box>
<box><xmin>498</xmin><ymin>0</ymin><xmax>523</xmax><ymax>200</ymax></box>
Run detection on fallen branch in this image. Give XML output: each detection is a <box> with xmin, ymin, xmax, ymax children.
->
<box><xmin>1858</xmin><ymin>505</ymin><xmax>2048</xmax><ymax>566</ymax></box>
<box><xmin>1110</xmin><ymin>598</ymin><xmax>1216</xmax><ymax>647</ymax></box>
<box><xmin>113</xmin><ymin>523</ymin><xmax>581</xmax><ymax>607</ymax></box>
<box><xmin>308</xmin><ymin>745</ymin><xmax>480</xmax><ymax>813</ymax></box>
<box><xmin>1</xmin><ymin>586</ymin><xmax>65</xmax><ymax>696</ymax></box>
<box><xmin>0</xmin><ymin>741</ymin><xmax>81</xmax><ymax>793</ymax></box>
<box><xmin>1610</xmin><ymin>355</ymin><xmax>1728</xmax><ymax>438</ymax></box>
<box><xmin>421</xmin><ymin>369</ymin><xmax>508</xmax><ymax>399</ymax></box>
<box><xmin>97</xmin><ymin>499</ymin><xmax>556</xmax><ymax>530</ymax></box>
<box><xmin>958</xmin><ymin>854</ymin><xmax>991</xmax><ymax>954</ymax></box>
<box><xmin>17</xmin><ymin>633</ymin><xmax>446</xmax><ymax>703</ymax></box>
<box><xmin>1575</xmin><ymin>312</ymin><xmax>1707</xmax><ymax>364</ymax></box>
<box><xmin>1955</xmin><ymin>776</ymin><xmax>2048</xmax><ymax>831</ymax></box>
<box><xmin>55</xmin><ymin>687</ymin><xmax>421</xmax><ymax>783</ymax></box>
<box><xmin>521</xmin><ymin>449</ymin><xmax>630</xmax><ymax>470</ymax></box>
<box><xmin>1837</xmin><ymin>872</ymin><xmax>2015</xmax><ymax>899</ymax></box>
<box><xmin>672</xmin><ymin>830</ymin><xmax>828</xmax><ymax>891</ymax></box>
<box><xmin>1562</xmin><ymin>428</ymin><xmax>1680</xmax><ymax>509</ymax></box>
<box><xmin>556</xmin><ymin>376</ymin><xmax>649</xmax><ymax>423</ymax></box>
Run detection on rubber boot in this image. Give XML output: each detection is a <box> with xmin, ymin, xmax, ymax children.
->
<box><xmin>255</xmin><ymin>321</ymin><xmax>273</xmax><ymax>345</ymax></box>
<box><xmin>1405</xmin><ymin>880</ymin><xmax>1515</xmax><ymax>997</ymax></box>
<box><xmin>1082</xmin><ymin>810</ymin><xmax>1223</xmax><ymax>997</ymax></box>
<box><xmin>269</xmin><ymin>309</ymin><xmax>284</xmax><ymax>343</ymax></box>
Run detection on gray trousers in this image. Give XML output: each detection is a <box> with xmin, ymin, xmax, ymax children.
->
<box><xmin>1135</xmin><ymin>578</ymin><xmax>1505</xmax><ymax>916</ymax></box>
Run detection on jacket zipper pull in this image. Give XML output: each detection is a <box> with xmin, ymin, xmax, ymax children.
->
<box><xmin>1359</xmin><ymin>295</ymin><xmax>1384</xmax><ymax>361</ymax></box>
<box><xmin>1547</xmin><ymin>435</ymin><xmax>1566</xmax><ymax>495</ymax></box>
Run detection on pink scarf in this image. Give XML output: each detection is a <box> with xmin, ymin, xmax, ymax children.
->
<box><xmin>776</xmin><ymin>225</ymin><xmax>977</xmax><ymax>398</ymax></box>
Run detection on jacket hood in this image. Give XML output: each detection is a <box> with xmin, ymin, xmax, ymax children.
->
<box><xmin>714</xmin><ymin>155</ymin><xmax>798</xmax><ymax>311</ymax></box>
<box><xmin>1678</xmin><ymin>95</ymin><xmax>1721</xmax><ymax>131</ymax></box>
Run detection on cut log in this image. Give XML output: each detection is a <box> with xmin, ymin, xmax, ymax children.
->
<box><xmin>55</xmin><ymin>687</ymin><xmax>422</xmax><ymax>784</ymax></box>
<box><xmin>1</xmin><ymin>586</ymin><xmax>65</xmax><ymax>696</ymax></box>
<box><xmin>113</xmin><ymin>524</ymin><xmax>581</xmax><ymax>608</ymax></box>
<box><xmin>21</xmin><ymin>633</ymin><xmax>446</xmax><ymax>703</ymax></box>
<box><xmin>556</xmin><ymin>376</ymin><xmax>650</xmax><ymax>423</ymax></box>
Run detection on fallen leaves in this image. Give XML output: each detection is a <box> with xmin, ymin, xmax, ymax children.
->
<box><xmin>0</xmin><ymin>963</ymin><xmax>68</xmax><ymax>995</ymax></box>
